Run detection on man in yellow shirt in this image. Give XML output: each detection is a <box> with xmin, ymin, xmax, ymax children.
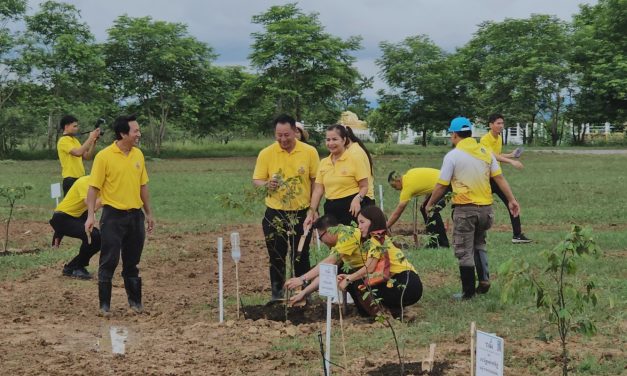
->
<box><xmin>426</xmin><ymin>117</ymin><xmax>520</xmax><ymax>300</ymax></box>
<box><xmin>387</xmin><ymin>168</ymin><xmax>450</xmax><ymax>248</ymax></box>
<box><xmin>85</xmin><ymin>115</ymin><xmax>154</xmax><ymax>314</ymax></box>
<box><xmin>253</xmin><ymin>114</ymin><xmax>320</xmax><ymax>302</ymax></box>
<box><xmin>480</xmin><ymin>113</ymin><xmax>532</xmax><ymax>244</ymax></box>
<box><xmin>49</xmin><ymin>176</ymin><xmax>101</xmax><ymax>280</ymax></box>
<box><xmin>57</xmin><ymin>115</ymin><xmax>100</xmax><ymax>195</ymax></box>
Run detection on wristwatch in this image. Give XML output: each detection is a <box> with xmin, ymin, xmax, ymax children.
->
<box><xmin>355</xmin><ymin>194</ymin><xmax>364</xmax><ymax>202</ymax></box>
<box><xmin>300</xmin><ymin>276</ymin><xmax>309</xmax><ymax>286</ymax></box>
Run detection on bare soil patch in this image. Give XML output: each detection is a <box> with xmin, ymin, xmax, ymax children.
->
<box><xmin>0</xmin><ymin>220</ymin><xmax>623</xmax><ymax>375</ymax></box>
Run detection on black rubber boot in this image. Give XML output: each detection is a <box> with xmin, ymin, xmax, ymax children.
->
<box><xmin>453</xmin><ymin>266</ymin><xmax>476</xmax><ymax>300</ymax></box>
<box><xmin>98</xmin><ymin>281</ymin><xmax>112</xmax><ymax>313</ymax></box>
<box><xmin>124</xmin><ymin>277</ymin><xmax>143</xmax><ymax>313</ymax></box>
<box><xmin>474</xmin><ymin>250</ymin><xmax>491</xmax><ymax>294</ymax></box>
<box><xmin>270</xmin><ymin>280</ymin><xmax>285</xmax><ymax>303</ymax></box>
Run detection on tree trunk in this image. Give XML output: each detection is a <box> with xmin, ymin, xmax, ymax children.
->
<box><xmin>47</xmin><ymin>113</ymin><xmax>55</xmax><ymax>150</ymax></box>
<box><xmin>529</xmin><ymin>114</ymin><xmax>536</xmax><ymax>145</ymax></box>
<box><xmin>421</xmin><ymin>126</ymin><xmax>427</xmax><ymax>147</ymax></box>
<box><xmin>551</xmin><ymin>95</ymin><xmax>563</xmax><ymax>146</ymax></box>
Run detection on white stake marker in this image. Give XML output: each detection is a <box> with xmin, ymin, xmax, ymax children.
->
<box><xmin>218</xmin><ymin>237</ymin><xmax>224</xmax><ymax>323</ymax></box>
<box><xmin>378</xmin><ymin>184</ymin><xmax>384</xmax><ymax>211</ymax></box>
<box><xmin>230</xmin><ymin>232</ymin><xmax>241</xmax><ymax>319</ymax></box>
<box><xmin>50</xmin><ymin>183</ymin><xmax>61</xmax><ymax>207</ymax></box>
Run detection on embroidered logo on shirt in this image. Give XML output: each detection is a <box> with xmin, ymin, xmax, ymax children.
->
<box><xmin>298</xmin><ymin>166</ymin><xmax>305</xmax><ymax>175</ymax></box>
<box><xmin>341</xmin><ymin>169</ymin><xmax>348</xmax><ymax>175</ymax></box>
<box><xmin>136</xmin><ymin>162</ymin><xmax>140</xmax><ymax>170</ymax></box>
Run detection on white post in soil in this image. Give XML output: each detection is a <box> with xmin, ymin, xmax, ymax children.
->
<box><xmin>378</xmin><ymin>184</ymin><xmax>384</xmax><ymax>211</ymax></box>
<box><xmin>230</xmin><ymin>232</ymin><xmax>241</xmax><ymax>319</ymax></box>
<box><xmin>319</xmin><ymin>263</ymin><xmax>338</xmax><ymax>376</ymax></box>
<box><xmin>218</xmin><ymin>237</ymin><xmax>224</xmax><ymax>323</ymax></box>
<box><xmin>315</xmin><ymin>229</ymin><xmax>321</xmax><ymax>252</ymax></box>
<box><xmin>50</xmin><ymin>183</ymin><xmax>61</xmax><ymax>207</ymax></box>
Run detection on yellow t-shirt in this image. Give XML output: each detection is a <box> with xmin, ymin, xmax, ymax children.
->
<box><xmin>437</xmin><ymin>138</ymin><xmax>501</xmax><ymax>205</ymax></box>
<box><xmin>480</xmin><ymin>132</ymin><xmax>503</xmax><ymax>165</ymax></box>
<box><xmin>315</xmin><ymin>151</ymin><xmax>370</xmax><ymax>200</ymax></box>
<box><xmin>367</xmin><ymin>236</ymin><xmax>416</xmax><ymax>275</ymax></box>
<box><xmin>398</xmin><ymin>168</ymin><xmax>440</xmax><ymax>203</ymax></box>
<box><xmin>252</xmin><ymin>141</ymin><xmax>320</xmax><ymax>210</ymax></box>
<box><xmin>89</xmin><ymin>142</ymin><xmax>149</xmax><ymax>210</ymax></box>
<box><xmin>331</xmin><ymin>226</ymin><xmax>366</xmax><ymax>271</ymax></box>
<box><xmin>57</xmin><ymin>136</ymin><xmax>85</xmax><ymax>178</ymax></box>
<box><xmin>346</xmin><ymin>143</ymin><xmax>374</xmax><ymax>199</ymax></box>
<box><xmin>54</xmin><ymin>176</ymin><xmax>98</xmax><ymax>217</ymax></box>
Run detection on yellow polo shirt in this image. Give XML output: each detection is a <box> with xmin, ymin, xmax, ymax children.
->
<box><xmin>346</xmin><ymin>143</ymin><xmax>374</xmax><ymax>199</ymax></box>
<box><xmin>399</xmin><ymin>168</ymin><xmax>440</xmax><ymax>203</ymax></box>
<box><xmin>89</xmin><ymin>142</ymin><xmax>148</xmax><ymax>210</ymax></box>
<box><xmin>331</xmin><ymin>226</ymin><xmax>366</xmax><ymax>271</ymax></box>
<box><xmin>316</xmin><ymin>151</ymin><xmax>370</xmax><ymax>200</ymax></box>
<box><xmin>55</xmin><ymin>176</ymin><xmax>99</xmax><ymax>217</ymax></box>
<box><xmin>367</xmin><ymin>236</ymin><xmax>416</xmax><ymax>275</ymax></box>
<box><xmin>253</xmin><ymin>140</ymin><xmax>320</xmax><ymax>210</ymax></box>
<box><xmin>480</xmin><ymin>132</ymin><xmax>503</xmax><ymax>156</ymax></box>
<box><xmin>57</xmin><ymin>136</ymin><xmax>85</xmax><ymax>178</ymax></box>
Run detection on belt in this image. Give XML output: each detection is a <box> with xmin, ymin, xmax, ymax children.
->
<box><xmin>452</xmin><ymin>203</ymin><xmax>488</xmax><ymax>208</ymax></box>
<box><xmin>104</xmin><ymin>205</ymin><xmax>142</xmax><ymax>213</ymax></box>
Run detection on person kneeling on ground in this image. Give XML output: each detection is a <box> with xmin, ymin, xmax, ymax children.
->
<box><xmin>284</xmin><ymin>214</ymin><xmax>366</xmax><ymax>306</ymax></box>
<box><xmin>338</xmin><ymin>206</ymin><xmax>423</xmax><ymax>318</ymax></box>
<box><xmin>49</xmin><ymin>175</ymin><xmax>101</xmax><ymax>279</ymax></box>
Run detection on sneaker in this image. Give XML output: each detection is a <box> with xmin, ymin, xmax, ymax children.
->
<box><xmin>512</xmin><ymin>234</ymin><xmax>533</xmax><ymax>244</ymax></box>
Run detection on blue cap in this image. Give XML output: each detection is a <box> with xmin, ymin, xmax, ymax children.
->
<box><xmin>448</xmin><ymin>117</ymin><xmax>473</xmax><ymax>132</ymax></box>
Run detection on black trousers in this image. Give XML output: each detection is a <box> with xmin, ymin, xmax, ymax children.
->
<box><xmin>262</xmin><ymin>207</ymin><xmax>312</xmax><ymax>293</ymax></box>
<box><xmin>49</xmin><ymin>212</ymin><xmax>101</xmax><ymax>269</ymax></box>
<box><xmin>347</xmin><ymin>270</ymin><xmax>423</xmax><ymax>316</ymax></box>
<box><xmin>62</xmin><ymin>177</ymin><xmax>79</xmax><ymax>196</ymax></box>
<box><xmin>98</xmin><ymin>206</ymin><xmax>145</xmax><ymax>283</ymax></box>
<box><xmin>490</xmin><ymin>178</ymin><xmax>522</xmax><ymax>236</ymax></box>
<box><xmin>420</xmin><ymin>193</ymin><xmax>450</xmax><ymax>247</ymax></box>
<box><xmin>323</xmin><ymin>193</ymin><xmax>375</xmax><ymax>226</ymax></box>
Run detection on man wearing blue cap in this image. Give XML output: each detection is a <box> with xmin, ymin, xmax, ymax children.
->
<box><xmin>425</xmin><ymin>117</ymin><xmax>520</xmax><ymax>299</ymax></box>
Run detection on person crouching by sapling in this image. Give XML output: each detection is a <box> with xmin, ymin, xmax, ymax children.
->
<box><xmin>284</xmin><ymin>214</ymin><xmax>366</xmax><ymax>306</ymax></box>
<box><xmin>338</xmin><ymin>206</ymin><xmax>423</xmax><ymax>318</ymax></box>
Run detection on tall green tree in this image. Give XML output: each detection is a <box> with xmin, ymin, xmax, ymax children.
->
<box><xmin>23</xmin><ymin>0</ymin><xmax>106</xmax><ymax>149</ymax></box>
<box><xmin>569</xmin><ymin>0</ymin><xmax>627</xmax><ymax>129</ymax></box>
<box><xmin>377</xmin><ymin>35</ymin><xmax>456</xmax><ymax>146</ymax></box>
<box><xmin>0</xmin><ymin>0</ymin><xmax>27</xmax><ymax>127</ymax></box>
<box><xmin>458</xmin><ymin>15</ymin><xmax>571</xmax><ymax>145</ymax></box>
<box><xmin>105</xmin><ymin>15</ymin><xmax>216</xmax><ymax>155</ymax></box>
<box><xmin>249</xmin><ymin>3</ymin><xmax>362</xmax><ymax>122</ymax></box>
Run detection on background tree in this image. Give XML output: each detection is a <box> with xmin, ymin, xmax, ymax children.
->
<box><xmin>23</xmin><ymin>1</ymin><xmax>106</xmax><ymax>150</ymax></box>
<box><xmin>249</xmin><ymin>3</ymin><xmax>362</xmax><ymax>123</ymax></box>
<box><xmin>569</xmin><ymin>0</ymin><xmax>627</xmax><ymax>131</ymax></box>
<box><xmin>458</xmin><ymin>15</ymin><xmax>571</xmax><ymax>145</ymax></box>
<box><xmin>377</xmin><ymin>35</ymin><xmax>456</xmax><ymax>146</ymax></box>
<box><xmin>104</xmin><ymin>15</ymin><xmax>216</xmax><ymax>155</ymax></box>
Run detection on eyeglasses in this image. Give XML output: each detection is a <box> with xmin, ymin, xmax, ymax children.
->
<box><xmin>318</xmin><ymin>230</ymin><xmax>327</xmax><ymax>239</ymax></box>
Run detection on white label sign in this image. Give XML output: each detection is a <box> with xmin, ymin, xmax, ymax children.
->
<box><xmin>318</xmin><ymin>263</ymin><xmax>338</xmax><ymax>298</ymax></box>
<box><xmin>476</xmin><ymin>330</ymin><xmax>504</xmax><ymax>376</ymax></box>
<box><xmin>50</xmin><ymin>183</ymin><xmax>61</xmax><ymax>199</ymax></box>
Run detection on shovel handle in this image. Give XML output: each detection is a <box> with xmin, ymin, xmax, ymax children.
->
<box><xmin>297</xmin><ymin>226</ymin><xmax>311</xmax><ymax>254</ymax></box>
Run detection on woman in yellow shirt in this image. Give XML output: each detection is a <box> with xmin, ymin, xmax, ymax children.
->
<box><xmin>306</xmin><ymin>125</ymin><xmax>373</xmax><ymax>227</ymax></box>
<box><xmin>284</xmin><ymin>214</ymin><xmax>366</xmax><ymax>305</ymax></box>
<box><xmin>338</xmin><ymin>206</ymin><xmax>423</xmax><ymax>317</ymax></box>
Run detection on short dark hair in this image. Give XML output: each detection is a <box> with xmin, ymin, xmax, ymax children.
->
<box><xmin>358</xmin><ymin>206</ymin><xmax>388</xmax><ymax>235</ymax></box>
<box><xmin>313</xmin><ymin>214</ymin><xmax>339</xmax><ymax>231</ymax></box>
<box><xmin>273</xmin><ymin>114</ymin><xmax>296</xmax><ymax>129</ymax></box>
<box><xmin>455</xmin><ymin>130</ymin><xmax>473</xmax><ymax>139</ymax></box>
<box><xmin>488</xmin><ymin>113</ymin><xmax>504</xmax><ymax>124</ymax></box>
<box><xmin>387</xmin><ymin>171</ymin><xmax>400</xmax><ymax>183</ymax></box>
<box><xmin>60</xmin><ymin>115</ymin><xmax>78</xmax><ymax>130</ymax></box>
<box><xmin>113</xmin><ymin>114</ymin><xmax>137</xmax><ymax>140</ymax></box>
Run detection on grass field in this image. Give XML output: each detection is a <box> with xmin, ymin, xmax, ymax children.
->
<box><xmin>1</xmin><ymin>148</ymin><xmax>626</xmax><ymax>374</ymax></box>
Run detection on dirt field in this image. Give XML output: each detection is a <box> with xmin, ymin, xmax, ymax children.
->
<box><xmin>0</xmin><ymin>220</ymin><xmax>622</xmax><ymax>375</ymax></box>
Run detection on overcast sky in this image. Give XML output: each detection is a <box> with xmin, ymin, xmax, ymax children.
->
<box><xmin>28</xmin><ymin>0</ymin><xmax>597</xmax><ymax>101</ymax></box>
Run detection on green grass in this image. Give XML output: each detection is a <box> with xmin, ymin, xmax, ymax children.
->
<box><xmin>1</xmin><ymin>151</ymin><xmax>626</xmax><ymax>374</ymax></box>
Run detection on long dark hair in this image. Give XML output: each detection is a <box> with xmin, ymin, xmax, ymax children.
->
<box><xmin>326</xmin><ymin>124</ymin><xmax>374</xmax><ymax>174</ymax></box>
<box><xmin>358</xmin><ymin>206</ymin><xmax>389</xmax><ymax>243</ymax></box>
